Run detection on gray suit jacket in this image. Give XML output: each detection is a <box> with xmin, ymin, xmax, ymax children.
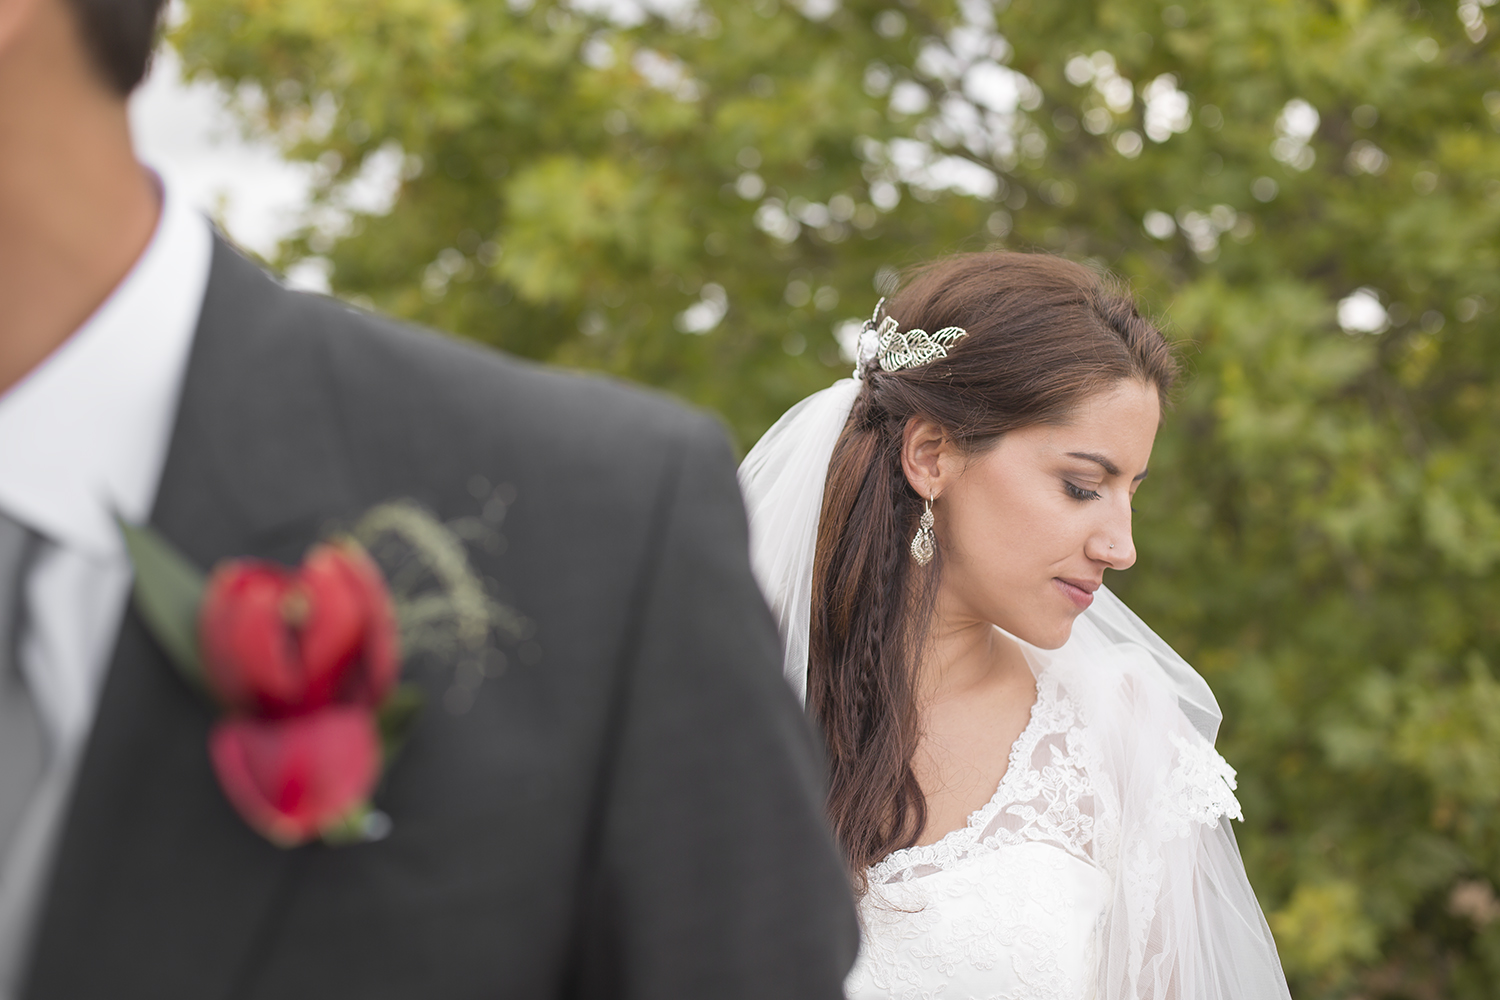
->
<box><xmin>21</xmin><ymin>239</ymin><xmax>858</xmax><ymax>998</ymax></box>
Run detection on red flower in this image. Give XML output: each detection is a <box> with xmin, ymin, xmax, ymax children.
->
<box><xmin>209</xmin><ymin>707</ymin><xmax>381</xmax><ymax>846</ymax></box>
<box><xmin>199</xmin><ymin>541</ymin><xmax>399</xmax><ymax>715</ymax></box>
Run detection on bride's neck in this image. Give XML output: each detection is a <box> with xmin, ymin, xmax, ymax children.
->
<box><xmin>915</xmin><ymin>614</ymin><xmax>1028</xmax><ymax>707</ymax></box>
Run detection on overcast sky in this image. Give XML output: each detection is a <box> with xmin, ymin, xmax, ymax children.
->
<box><xmin>129</xmin><ymin>47</ymin><xmax>312</xmax><ymax>261</ymax></box>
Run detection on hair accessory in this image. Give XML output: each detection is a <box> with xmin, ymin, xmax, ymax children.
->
<box><xmin>911</xmin><ymin>494</ymin><xmax>936</xmax><ymax>566</ymax></box>
<box><xmin>854</xmin><ymin>298</ymin><xmax>968</xmax><ymax>380</ymax></box>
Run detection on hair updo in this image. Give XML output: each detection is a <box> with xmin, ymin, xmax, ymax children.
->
<box><xmin>809</xmin><ymin>250</ymin><xmax>1179</xmax><ymax>883</ymax></box>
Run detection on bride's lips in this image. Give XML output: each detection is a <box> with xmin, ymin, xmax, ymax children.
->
<box><xmin>1053</xmin><ymin>577</ymin><xmax>1099</xmax><ymax>610</ymax></box>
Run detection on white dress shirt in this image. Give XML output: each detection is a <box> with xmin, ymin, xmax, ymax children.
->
<box><xmin>0</xmin><ymin>171</ymin><xmax>212</xmax><ymax>993</ymax></box>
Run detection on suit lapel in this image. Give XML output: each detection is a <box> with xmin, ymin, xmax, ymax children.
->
<box><xmin>25</xmin><ymin>239</ymin><xmax>363</xmax><ymax>1000</ymax></box>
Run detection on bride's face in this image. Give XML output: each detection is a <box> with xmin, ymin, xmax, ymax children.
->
<box><xmin>909</xmin><ymin>379</ymin><xmax>1161</xmax><ymax>650</ymax></box>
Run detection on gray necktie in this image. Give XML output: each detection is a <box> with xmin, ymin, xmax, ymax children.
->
<box><xmin>0</xmin><ymin>513</ymin><xmax>43</xmax><ymax>862</ymax></box>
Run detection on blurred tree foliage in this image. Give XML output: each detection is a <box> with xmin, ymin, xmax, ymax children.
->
<box><xmin>174</xmin><ymin>0</ymin><xmax>1500</xmax><ymax>993</ymax></box>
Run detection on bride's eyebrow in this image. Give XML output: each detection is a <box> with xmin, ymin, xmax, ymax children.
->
<box><xmin>1066</xmin><ymin>451</ymin><xmax>1150</xmax><ymax>482</ymax></box>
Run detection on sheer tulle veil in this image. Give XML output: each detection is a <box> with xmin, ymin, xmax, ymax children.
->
<box><xmin>737</xmin><ymin>375</ymin><xmax>1291</xmax><ymax>998</ymax></box>
<box><xmin>738</xmin><ymin>377</ymin><xmax>862</xmax><ymax>706</ymax></box>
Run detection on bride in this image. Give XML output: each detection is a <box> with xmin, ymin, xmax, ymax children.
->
<box><xmin>740</xmin><ymin>251</ymin><xmax>1290</xmax><ymax>999</ymax></box>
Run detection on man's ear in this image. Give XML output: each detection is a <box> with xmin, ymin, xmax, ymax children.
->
<box><xmin>900</xmin><ymin>416</ymin><xmax>953</xmax><ymax>501</ymax></box>
<box><xmin>0</xmin><ymin>0</ymin><xmax>46</xmax><ymax>56</ymax></box>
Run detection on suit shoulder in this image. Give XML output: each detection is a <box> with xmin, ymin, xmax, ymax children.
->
<box><xmin>285</xmin><ymin>287</ymin><xmax>727</xmax><ymax>476</ymax></box>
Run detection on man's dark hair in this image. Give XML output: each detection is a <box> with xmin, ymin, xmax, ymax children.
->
<box><xmin>65</xmin><ymin>0</ymin><xmax>168</xmax><ymax>96</ymax></box>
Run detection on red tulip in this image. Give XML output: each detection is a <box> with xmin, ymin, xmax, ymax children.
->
<box><xmin>199</xmin><ymin>541</ymin><xmax>399</xmax><ymax>715</ymax></box>
<box><xmin>209</xmin><ymin>707</ymin><xmax>381</xmax><ymax>847</ymax></box>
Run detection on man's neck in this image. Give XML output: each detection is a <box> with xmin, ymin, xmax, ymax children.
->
<box><xmin>0</xmin><ymin>0</ymin><xmax>160</xmax><ymax>395</ymax></box>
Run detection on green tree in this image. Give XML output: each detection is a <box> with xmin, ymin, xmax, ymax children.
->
<box><xmin>175</xmin><ymin>0</ymin><xmax>1500</xmax><ymax>994</ymax></box>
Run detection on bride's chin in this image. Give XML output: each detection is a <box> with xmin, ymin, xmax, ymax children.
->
<box><xmin>1012</xmin><ymin>616</ymin><xmax>1077</xmax><ymax>651</ymax></box>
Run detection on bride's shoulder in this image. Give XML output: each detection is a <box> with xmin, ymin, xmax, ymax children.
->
<box><xmin>1046</xmin><ymin>634</ymin><xmax>1188</xmax><ymax>726</ymax></box>
<box><xmin>1047</xmin><ymin>642</ymin><xmax>1243</xmax><ymax>834</ymax></box>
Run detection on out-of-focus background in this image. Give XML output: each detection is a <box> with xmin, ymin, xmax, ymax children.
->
<box><xmin>135</xmin><ymin>0</ymin><xmax>1499</xmax><ymax>994</ymax></box>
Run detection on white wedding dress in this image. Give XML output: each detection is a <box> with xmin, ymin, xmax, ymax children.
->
<box><xmin>846</xmin><ymin>668</ymin><xmax>1113</xmax><ymax>1000</ymax></box>
<box><xmin>737</xmin><ymin>378</ymin><xmax>1292</xmax><ymax>1000</ymax></box>
<box><xmin>844</xmin><ymin>647</ymin><xmax>1249</xmax><ymax>1000</ymax></box>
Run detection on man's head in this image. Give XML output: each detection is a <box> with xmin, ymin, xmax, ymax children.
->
<box><xmin>0</xmin><ymin>0</ymin><xmax>166</xmax><ymax>99</ymax></box>
<box><xmin>64</xmin><ymin>0</ymin><xmax>166</xmax><ymax>94</ymax></box>
<box><xmin>0</xmin><ymin>0</ymin><xmax>168</xmax><ymax>395</ymax></box>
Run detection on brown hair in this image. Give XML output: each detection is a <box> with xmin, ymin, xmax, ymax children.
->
<box><xmin>64</xmin><ymin>0</ymin><xmax>168</xmax><ymax>96</ymax></box>
<box><xmin>809</xmin><ymin>251</ymin><xmax>1178</xmax><ymax>884</ymax></box>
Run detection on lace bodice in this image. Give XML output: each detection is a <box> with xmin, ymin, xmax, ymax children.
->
<box><xmin>845</xmin><ymin>670</ymin><xmax>1244</xmax><ymax>1000</ymax></box>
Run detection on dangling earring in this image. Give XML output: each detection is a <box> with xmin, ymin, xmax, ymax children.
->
<box><xmin>911</xmin><ymin>494</ymin><xmax>936</xmax><ymax>566</ymax></box>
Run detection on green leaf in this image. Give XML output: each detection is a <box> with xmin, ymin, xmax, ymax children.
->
<box><xmin>117</xmin><ymin>517</ymin><xmax>208</xmax><ymax>690</ymax></box>
<box><xmin>376</xmin><ymin>684</ymin><xmax>426</xmax><ymax>764</ymax></box>
<box><xmin>319</xmin><ymin>803</ymin><xmax>375</xmax><ymax>846</ymax></box>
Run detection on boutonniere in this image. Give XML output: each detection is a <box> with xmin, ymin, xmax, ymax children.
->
<box><xmin>118</xmin><ymin>497</ymin><xmax>526</xmax><ymax>848</ymax></box>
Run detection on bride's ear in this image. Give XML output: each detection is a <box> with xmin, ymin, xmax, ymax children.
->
<box><xmin>900</xmin><ymin>416</ymin><xmax>953</xmax><ymax>500</ymax></box>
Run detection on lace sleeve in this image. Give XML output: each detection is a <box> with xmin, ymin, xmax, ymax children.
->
<box><xmin>1154</xmin><ymin>731</ymin><xmax>1243</xmax><ymax>841</ymax></box>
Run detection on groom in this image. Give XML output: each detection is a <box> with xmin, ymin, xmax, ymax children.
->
<box><xmin>0</xmin><ymin>0</ymin><xmax>858</xmax><ymax>997</ymax></box>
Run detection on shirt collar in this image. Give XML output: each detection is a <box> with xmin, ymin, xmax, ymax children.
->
<box><xmin>0</xmin><ymin>171</ymin><xmax>213</xmax><ymax>558</ymax></box>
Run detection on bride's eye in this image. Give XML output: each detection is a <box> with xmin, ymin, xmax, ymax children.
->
<box><xmin>1064</xmin><ymin>481</ymin><xmax>1102</xmax><ymax>502</ymax></box>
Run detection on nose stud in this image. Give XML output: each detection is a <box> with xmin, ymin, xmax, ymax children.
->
<box><xmin>1109</xmin><ymin>544</ymin><xmax>1115</xmax><ymax>550</ymax></box>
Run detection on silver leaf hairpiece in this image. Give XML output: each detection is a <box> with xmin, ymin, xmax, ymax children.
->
<box><xmin>853</xmin><ymin>298</ymin><xmax>968</xmax><ymax>380</ymax></box>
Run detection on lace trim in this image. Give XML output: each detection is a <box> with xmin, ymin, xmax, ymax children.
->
<box><xmin>865</xmin><ymin>671</ymin><xmax>1242</xmax><ymax>892</ymax></box>
<box><xmin>1153</xmin><ymin>731</ymin><xmax>1243</xmax><ymax>839</ymax></box>
<box><xmin>1119</xmin><ymin>730</ymin><xmax>1243</xmax><ymax>970</ymax></box>
<box><xmin>870</xmin><ymin>674</ymin><xmax>1091</xmax><ymax>884</ymax></box>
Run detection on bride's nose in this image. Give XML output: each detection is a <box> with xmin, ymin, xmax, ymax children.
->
<box><xmin>1087</xmin><ymin>506</ymin><xmax>1136</xmax><ymax>569</ymax></box>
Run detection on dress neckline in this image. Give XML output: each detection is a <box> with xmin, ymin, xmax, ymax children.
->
<box><xmin>869</xmin><ymin>672</ymin><xmax>1054</xmax><ymax>880</ymax></box>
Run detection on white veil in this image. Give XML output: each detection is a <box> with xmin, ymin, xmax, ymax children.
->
<box><xmin>737</xmin><ymin>376</ymin><xmax>1291</xmax><ymax>999</ymax></box>
<box><xmin>738</xmin><ymin>377</ymin><xmax>861</xmax><ymax>704</ymax></box>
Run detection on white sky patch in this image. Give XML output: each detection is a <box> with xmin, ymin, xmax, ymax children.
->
<box><xmin>1346</xmin><ymin>140</ymin><xmax>1390</xmax><ymax>176</ymax></box>
<box><xmin>1064</xmin><ymin>54</ymin><xmax>1094</xmax><ymax>87</ymax></box>
<box><xmin>1074</xmin><ymin>51</ymin><xmax>1133</xmax><ymax>114</ymax></box>
<box><xmin>1063</xmin><ymin>50</ymin><xmax>1137</xmax><ymax>140</ymax></box>
<box><xmin>1279</xmin><ymin>99</ymin><xmax>1320</xmax><ymax>142</ymax></box>
<box><xmin>676</xmin><ymin>282</ymin><xmax>727</xmax><ymax>333</ymax></box>
<box><xmin>1273</xmin><ymin>99</ymin><xmax>1319</xmax><ymax>171</ymax></box>
<box><xmin>946</xmin><ymin>24</ymin><xmax>999</xmax><ymax>66</ymax></box>
<box><xmin>1176</xmin><ymin>204</ymin><xmax>1238</xmax><ymax>261</ymax></box>
<box><xmin>339</xmin><ymin>143</ymin><xmax>405</xmax><ymax>216</ymax></box>
<box><xmin>963</xmin><ymin>61</ymin><xmax>1022</xmax><ymax>114</ymax></box>
<box><xmin>889</xmin><ymin>80</ymin><xmax>932</xmax><ymax>116</ymax></box>
<box><xmin>1338</xmin><ymin>288</ymin><xmax>1390</xmax><ymax>334</ymax></box>
<box><xmin>1141</xmin><ymin>74</ymin><xmax>1191</xmax><ymax>142</ymax></box>
<box><xmin>1143</xmin><ymin>210</ymin><xmax>1176</xmax><ymax>239</ymax></box>
<box><xmin>894</xmin><ymin>17</ymin><xmax>1035</xmax><ymax>171</ymax></box>
<box><xmin>567</xmin><ymin>0</ymin><xmax>648</xmax><ymax>26</ymax></box>
<box><xmin>791</xmin><ymin>0</ymin><xmax>839</xmax><ymax>20</ymax></box>
<box><xmin>754</xmin><ymin>200</ymin><xmax>802</xmax><ymax>243</ymax></box>
<box><xmin>938</xmin><ymin>92</ymin><xmax>987</xmax><ymax>150</ymax></box>
<box><xmin>632</xmin><ymin>48</ymin><xmax>703</xmax><ymax>101</ymax></box>
<box><xmin>917</xmin><ymin>39</ymin><xmax>964</xmax><ymax>83</ymax></box>
<box><xmin>885</xmin><ymin>137</ymin><xmax>997</xmax><ymax>198</ymax></box>
<box><xmin>566</xmin><ymin>0</ymin><xmax>702</xmax><ymax>27</ymax></box>
<box><xmin>834</xmin><ymin>317</ymin><xmax>864</xmax><ymax>364</ymax></box>
<box><xmin>887</xmin><ymin>138</ymin><xmax>932</xmax><ymax>178</ymax></box>
<box><xmin>957</xmin><ymin>0</ymin><xmax>997</xmax><ymax>31</ymax></box>
<box><xmin>924</xmin><ymin>156</ymin><xmax>999</xmax><ymax>198</ymax></box>
<box><xmin>130</xmin><ymin>47</ymin><xmax>314</xmax><ymax>262</ymax></box>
